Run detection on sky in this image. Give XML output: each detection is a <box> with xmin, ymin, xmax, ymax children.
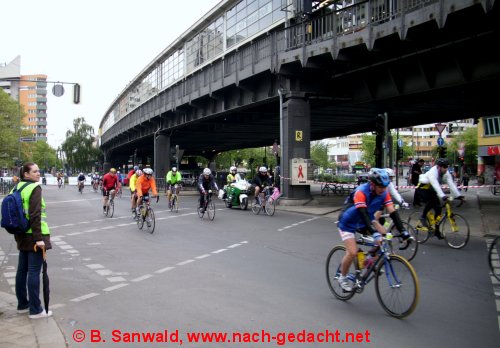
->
<box><xmin>2</xmin><ymin>0</ymin><xmax>221</xmax><ymax>149</ymax></box>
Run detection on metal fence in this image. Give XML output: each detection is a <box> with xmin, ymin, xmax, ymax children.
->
<box><xmin>0</xmin><ymin>180</ymin><xmax>15</xmax><ymax>195</ymax></box>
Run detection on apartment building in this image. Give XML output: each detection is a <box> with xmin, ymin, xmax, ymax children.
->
<box><xmin>477</xmin><ymin>116</ymin><xmax>500</xmax><ymax>184</ymax></box>
<box><xmin>0</xmin><ymin>56</ymin><xmax>48</xmax><ymax>141</ymax></box>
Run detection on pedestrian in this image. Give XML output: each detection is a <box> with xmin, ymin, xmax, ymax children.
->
<box><xmin>14</xmin><ymin>162</ymin><xmax>53</xmax><ymax>319</ymax></box>
<box><xmin>411</xmin><ymin>159</ymin><xmax>425</xmax><ymax>206</ymax></box>
<box><xmin>461</xmin><ymin>172</ymin><xmax>470</xmax><ymax>192</ymax></box>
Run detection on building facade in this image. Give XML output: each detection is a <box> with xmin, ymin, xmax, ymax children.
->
<box><xmin>0</xmin><ymin>56</ymin><xmax>48</xmax><ymax>141</ymax></box>
<box><xmin>477</xmin><ymin>116</ymin><xmax>500</xmax><ymax>184</ymax></box>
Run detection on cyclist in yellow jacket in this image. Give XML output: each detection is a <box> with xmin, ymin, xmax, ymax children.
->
<box><xmin>129</xmin><ymin>169</ymin><xmax>142</xmax><ymax>216</ymax></box>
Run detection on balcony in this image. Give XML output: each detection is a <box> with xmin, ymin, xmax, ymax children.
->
<box><xmin>37</xmin><ymin>97</ymin><xmax>47</xmax><ymax>103</ymax></box>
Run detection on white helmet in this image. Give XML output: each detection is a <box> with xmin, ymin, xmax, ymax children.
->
<box><xmin>143</xmin><ymin>168</ymin><xmax>153</xmax><ymax>175</ymax></box>
<box><xmin>259</xmin><ymin>166</ymin><xmax>267</xmax><ymax>173</ymax></box>
<box><xmin>385</xmin><ymin>168</ymin><xmax>395</xmax><ymax>177</ymax></box>
<box><xmin>172</xmin><ymin>167</ymin><xmax>177</xmax><ymax>172</ymax></box>
<box><xmin>203</xmin><ymin>168</ymin><xmax>211</xmax><ymax>175</ymax></box>
<box><xmin>230</xmin><ymin>166</ymin><xmax>237</xmax><ymax>173</ymax></box>
<box><xmin>79</xmin><ymin>172</ymin><xmax>83</xmax><ymax>176</ymax></box>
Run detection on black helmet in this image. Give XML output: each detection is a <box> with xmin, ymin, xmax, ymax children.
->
<box><xmin>368</xmin><ymin>168</ymin><xmax>390</xmax><ymax>187</ymax></box>
<box><xmin>436</xmin><ymin>158</ymin><xmax>449</xmax><ymax>167</ymax></box>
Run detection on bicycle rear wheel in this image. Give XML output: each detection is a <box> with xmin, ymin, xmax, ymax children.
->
<box><xmin>442</xmin><ymin>213</ymin><xmax>470</xmax><ymax>249</ymax></box>
<box><xmin>325</xmin><ymin>246</ymin><xmax>356</xmax><ymax>301</ymax></box>
<box><xmin>145</xmin><ymin>207</ymin><xmax>155</xmax><ymax>233</ymax></box>
<box><xmin>388</xmin><ymin>222</ymin><xmax>418</xmax><ymax>261</ymax></box>
<box><xmin>265</xmin><ymin>198</ymin><xmax>276</xmax><ymax>216</ymax></box>
<box><xmin>207</xmin><ymin>200</ymin><xmax>215</xmax><ymax>221</ymax></box>
<box><xmin>375</xmin><ymin>254</ymin><xmax>419</xmax><ymax>318</ymax></box>
<box><xmin>172</xmin><ymin>196</ymin><xmax>179</xmax><ymax>213</ymax></box>
<box><xmin>408</xmin><ymin>210</ymin><xmax>430</xmax><ymax>244</ymax></box>
<box><xmin>488</xmin><ymin>236</ymin><xmax>500</xmax><ymax>282</ymax></box>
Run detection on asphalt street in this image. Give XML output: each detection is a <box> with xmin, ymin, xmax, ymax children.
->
<box><xmin>0</xmin><ymin>184</ymin><xmax>499</xmax><ymax>348</ymax></box>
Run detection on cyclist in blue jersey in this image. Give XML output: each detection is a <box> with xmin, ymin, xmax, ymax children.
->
<box><xmin>337</xmin><ymin>168</ymin><xmax>409</xmax><ymax>291</ymax></box>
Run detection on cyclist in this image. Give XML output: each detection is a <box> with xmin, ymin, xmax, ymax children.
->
<box><xmin>253</xmin><ymin>166</ymin><xmax>273</xmax><ymax>204</ymax></box>
<box><xmin>102</xmin><ymin>168</ymin><xmax>119</xmax><ymax>213</ymax></box>
<box><xmin>135</xmin><ymin>167</ymin><xmax>158</xmax><ymax>216</ymax></box>
<box><xmin>91</xmin><ymin>172</ymin><xmax>100</xmax><ymax>191</ymax></box>
<box><xmin>129</xmin><ymin>169</ymin><xmax>142</xmax><ymax>215</ymax></box>
<box><xmin>77</xmin><ymin>172</ymin><xmax>86</xmax><ymax>192</ymax></box>
<box><xmin>57</xmin><ymin>172</ymin><xmax>64</xmax><ymax>187</ymax></box>
<box><xmin>337</xmin><ymin>168</ymin><xmax>410</xmax><ymax>291</ymax></box>
<box><xmin>166</xmin><ymin>166</ymin><xmax>182</xmax><ymax>208</ymax></box>
<box><xmin>384</xmin><ymin>168</ymin><xmax>408</xmax><ymax>208</ymax></box>
<box><xmin>197</xmin><ymin>168</ymin><xmax>219</xmax><ymax>213</ymax></box>
<box><xmin>415</xmin><ymin>158</ymin><xmax>464</xmax><ymax>238</ymax></box>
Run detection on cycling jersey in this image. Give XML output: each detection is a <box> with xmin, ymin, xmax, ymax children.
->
<box><xmin>166</xmin><ymin>171</ymin><xmax>182</xmax><ymax>185</ymax></box>
<box><xmin>129</xmin><ymin>173</ymin><xmax>139</xmax><ymax>192</ymax></box>
<box><xmin>253</xmin><ymin>173</ymin><xmax>272</xmax><ymax>189</ymax></box>
<box><xmin>136</xmin><ymin>175</ymin><xmax>157</xmax><ymax>197</ymax></box>
<box><xmin>102</xmin><ymin>173</ymin><xmax>118</xmax><ymax>191</ymax></box>
<box><xmin>77</xmin><ymin>175</ymin><xmax>86</xmax><ymax>182</ymax></box>
<box><xmin>338</xmin><ymin>182</ymin><xmax>393</xmax><ymax>233</ymax></box>
<box><xmin>198</xmin><ymin>174</ymin><xmax>218</xmax><ymax>192</ymax></box>
<box><xmin>418</xmin><ymin>165</ymin><xmax>460</xmax><ymax>199</ymax></box>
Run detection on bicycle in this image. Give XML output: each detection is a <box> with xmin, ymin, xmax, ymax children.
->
<box><xmin>379</xmin><ymin>206</ymin><xmax>418</xmax><ymax>261</ymax></box>
<box><xmin>408</xmin><ymin>198</ymin><xmax>469</xmax><ymax>249</ymax></box>
<box><xmin>137</xmin><ymin>195</ymin><xmax>156</xmax><ymax>233</ymax></box>
<box><xmin>78</xmin><ymin>181</ymin><xmax>84</xmax><ymax>194</ymax></box>
<box><xmin>169</xmin><ymin>183</ymin><xmax>180</xmax><ymax>213</ymax></box>
<box><xmin>326</xmin><ymin>234</ymin><xmax>419</xmax><ymax>318</ymax></box>
<box><xmin>321</xmin><ymin>182</ymin><xmax>344</xmax><ymax>196</ymax></box>
<box><xmin>115</xmin><ymin>186</ymin><xmax>122</xmax><ymax>199</ymax></box>
<box><xmin>198</xmin><ymin>190</ymin><xmax>215</xmax><ymax>220</ymax></box>
<box><xmin>103</xmin><ymin>189</ymin><xmax>115</xmax><ymax>218</ymax></box>
<box><xmin>57</xmin><ymin>178</ymin><xmax>64</xmax><ymax>189</ymax></box>
<box><xmin>251</xmin><ymin>186</ymin><xmax>277</xmax><ymax>216</ymax></box>
<box><xmin>488</xmin><ymin>236</ymin><xmax>500</xmax><ymax>282</ymax></box>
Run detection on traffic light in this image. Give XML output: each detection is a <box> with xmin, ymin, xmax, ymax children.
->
<box><xmin>73</xmin><ymin>83</ymin><xmax>81</xmax><ymax>104</ymax></box>
<box><xmin>438</xmin><ymin>147</ymin><xmax>447</xmax><ymax>158</ymax></box>
<box><xmin>448</xmin><ymin>123</ymin><xmax>454</xmax><ymax>133</ymax></box>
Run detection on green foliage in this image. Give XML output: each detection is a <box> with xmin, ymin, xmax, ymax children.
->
<box><xmin>311</xmin><ymin>141</ymin><xmax>333</xmax><ymax>170</ymax></box>
<box><xmin>61</xmin><ymin>117</ymin><xmax>101</xmax><ymax>172</ymax></box>
<box><xmin>444</xmin><ymin>126</ymin><xmax>478</xmax><ymax>166</ymax></box>
<box><xmin>361</xmin><ymin>134</ymin><xmax>376</xmax><ymax>167</ymax></box>
<box><xmin>0</xmin><ymin>89</ymin><xmax>24</xmax><ymax>168</ymax></box>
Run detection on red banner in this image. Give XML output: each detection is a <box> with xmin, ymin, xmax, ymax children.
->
<box><xmin>487</xmin><ymin>146</ymin><xmax>500</xmax><ymax>155</ymax></box>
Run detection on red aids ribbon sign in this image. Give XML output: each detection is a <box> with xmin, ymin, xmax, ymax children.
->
<box><xmin>298</xmin><ymin>165</ymin><xmax>304</xmax><ymax>179</ymax></box>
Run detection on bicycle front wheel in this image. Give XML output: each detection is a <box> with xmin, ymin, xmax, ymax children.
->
<box><xmin>325</xmin><ymin>246</ymin><xmax>356</xmax><ymax>301</ymax></box>
<box><xmin>137</xmin><ymin>207</ymin><xmax>145</xmax><ymax>229</ymax></box>
<box><xmin>442</xmin><ymin>213</ymin><xmax>470</xmax><ymax>249</ymax></box>
<box><xmin>172</xmin><ymin>196</ymin><xmax>179</xmax><ymax>213</ymax></box>
<box><xmin>265</xmin><ymin>198</ymin><xmax>276</xmax><ymax>216</ymax></box>
<box><xmin>375</xmin><ymin>254</ymin><xmax>419</xmax><ymax>319</ymax></box>
<box><xmin>108</xmin><ymin>200</ymin><xmax>114</xmax><ymax>218</ymax></box>
<box><xmin>408</xmin><ymin>210</ymin><xmax>430</xmax><ymax>244</ymax></box>
<box><xmin>207</xmin><ymin>200</ymin><xmax>215</xmax><ymax>221</ymax></box>
<box><xmin>388</xmin><ymin>222</ymin><xmax>418</xmax><ymax>261</ymax></box>
<box><xmin>488</xmin><ymin>236</ymin><xmax>500</xmax><ymax>282</ymax></box>
<box><xmin>251</xmin><ymin>199</ymin><xmax>261</xmax><ymax>215</ymax></box>
<box><xmin>145</xmin><ymin>208</ymin><xmax>155</xmax><ymax>233</ymax></box>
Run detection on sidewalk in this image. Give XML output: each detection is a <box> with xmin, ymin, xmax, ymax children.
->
<box><xmin>1</xmin><ymin>185</ymin><xmax>498</xmax><ymax>348</ymax></box>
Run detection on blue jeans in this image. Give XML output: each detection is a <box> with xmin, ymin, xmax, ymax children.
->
<box><xmin>16</xmin><ymin>249</ymin><xmax>44</xmax><ymax>315</ymax></box>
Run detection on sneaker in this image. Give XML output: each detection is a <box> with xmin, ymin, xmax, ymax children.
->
<box><xmin>17</xmin><ymin>308</ymin><xmax>29</xmax><ymax>314</ymax></box>
<box><xmin>29</xmin><ymin>310</ymin><xmax>53</xmax><ymax>319</ymax></box>
<box><xmin>337</xmin><ymin>275</ymin><xmax>352</xmax><ymax>292</ymax></box>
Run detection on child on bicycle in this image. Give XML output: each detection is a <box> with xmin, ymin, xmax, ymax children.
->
<box><xmin>337</xmin><ymin>169</ymin><xmax>409</xmax><ymax>291</ymax></box>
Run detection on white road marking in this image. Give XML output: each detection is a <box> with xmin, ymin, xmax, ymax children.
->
<box><xmin>70</xmin><ymin>293</ymin><xmax>100</xmax><ymax>302</ymax></box>
<box><xmin>103</xmin><ymin>283</ymin><xmax>129</xmax><ymax>292</ymax></box>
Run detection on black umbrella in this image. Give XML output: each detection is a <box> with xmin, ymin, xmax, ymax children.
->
<box><xmin>35</xmin><ymin>245</ymin><xmax>50</xmax><ymax>315</ymax></box>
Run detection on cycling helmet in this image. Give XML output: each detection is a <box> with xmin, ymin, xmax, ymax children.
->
<box><xmin>384</xmin><ymin>168</ymin><xmax>395</xmax><ymax>177</ymax></box>
<box><xmin>79</xmin><ymin>172</ymin><xmax>83</xmax><ymax>176</ymax></box>
<box><xmin>143</xmin><ymin>168</ymin><xmax>153</xmax><ymax>175</ymax></box>
<box><xmin>172</xmin><ymin>167</ymin><xmax>177</xmax><ymax>172</ymax></box>
<box><xmin>369</xmin><ymin>168</ymin><xmax>390</xmax><ymax>187</ymax></box>
<box><xmin>133</xmin><ymin>165</ymin><xmax>139</xmax><ymax>171</ymax></box>
<box><xmin>230</xmin><ymin>166</ymin><xmax>237</xmax><ymax>173</ymax></box>
<box><xmin>436</xmin><ymin>158</ymin><xmax>449</xmax><ymax>167</ymax></box>
<box><xmin>259</xmin><ymin>166</ymin><xmax>267</xmax><ymax>173</ymax></box>
<box><xmin>135</xmin><ymin>169</ymin><xmax>143</xmax><ymax>176</ymax></box>
<box><xmin>203</xmin><ymin>168</ymin><xmax>211</xmax><ymax>176</ymax></box>
<box><xmin>110</xmin><ymin>168</ymin><xmax>117</xmax><ymax>173</ymax></box>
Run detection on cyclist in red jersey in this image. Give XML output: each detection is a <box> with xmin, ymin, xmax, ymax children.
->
<box><xmin>102</xmin><ymin>168</ymin><xmax>119</xmax><ymax>213</ymax></box>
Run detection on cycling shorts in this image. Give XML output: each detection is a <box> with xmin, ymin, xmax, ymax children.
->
<box><xmin>338</xmin><ymin>228</ymin><xmax>356</xmax><ymax>241</ymax></box>
<box><xmin>102</xmin><ymin>188</ymin><xmax>115</xmax><ymax>197</ymax></box>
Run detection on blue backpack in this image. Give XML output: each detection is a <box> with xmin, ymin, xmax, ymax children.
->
<box><xmin>1</xmin><ymin>182</ymin><xmax>33</xmax><ymax>235</ymax></box>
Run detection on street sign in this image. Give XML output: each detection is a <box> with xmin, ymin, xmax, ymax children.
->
<box><xmin>435</xmin><ymin>123</ymin><xmax>446</xmax><ymax>134</ymax></box>
<box><xmin>397</xmin><ymin>139</ymin><xmax>403</xmax><ymax>148</ymax></box>
<box><xmin>437</xmin><ymin>137</ymin><xmax>445</xmax><ymax>146</ymax></box>
<box><xmin>19</xmin><ymin>137</ymin><xmax>36</xmax><ymax>142</ymax></box>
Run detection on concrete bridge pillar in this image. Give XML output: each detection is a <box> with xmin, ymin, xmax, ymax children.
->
<box><xmin>155</xmin><ymin>134</ymin><xmax>170</xmax><ymax>179</ymax></box>
<box><xmin>103</xmin><ymin>150</ymin><xmax>111</xmax><ymax>174</ymax></box>
<box><xmin>281</xmin><ymin>92</ymin><xmax>311</xmax><ymax>203</ymax></box>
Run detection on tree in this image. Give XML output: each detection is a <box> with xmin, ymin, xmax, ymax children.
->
<box><xmin>0</xmin><ymin>89</ymin><xmax>25</xmax><ymax>168</ymax></box>
<box><xmin>311</xmin><ymin>141</ymin><xmax>332</xmax><ymax>170</ymax></box>
<box><xmin>446</xmin><ymin>126</ymin><xmax>478</xmax><ymax>167</ymax></box>
<box><xmin>361</xmin><ymin>134</ymin><xmax>376</xmax><ymax>167</ymax></box>
<box><xmin>24</xmin><ymin>141</ymin><xmax>59</xmax><ymax>172</ymax></box>
<box><xmin>61</xmin><ymin>117</ymin><xmax>101</xmax><ymax>172</ymax></box>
